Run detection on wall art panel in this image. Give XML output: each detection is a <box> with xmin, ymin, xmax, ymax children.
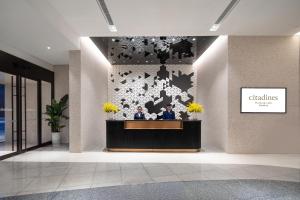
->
<box><xmin>109</xmin><ymin>64</ymin><xmax>196</xmax><ymax>120</ymax></box>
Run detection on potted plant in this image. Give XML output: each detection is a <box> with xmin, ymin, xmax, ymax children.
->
<box><xmin>44</xmin><ymin>94</ymin><xmax>69</xmax><ymax>145</ymax></box>
<box><xmin>186</xmin><ymin>102</ymin><xmax>204</xmax><ymax>120</ymax></box>
<box><xmin>103</xmin><ymin>102</ymin><xmax>119</xmax><ymax>120</ymax></box>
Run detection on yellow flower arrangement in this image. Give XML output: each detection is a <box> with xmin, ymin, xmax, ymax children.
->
<box><xmin>186</xmin><ymin>102</ymin><xmax>204</xmax><ymax>113</ymax></box>
<box><xmin>103</xmin><ymin>102</ymin><xmax>119</xmax><ymax>113</ymax></box>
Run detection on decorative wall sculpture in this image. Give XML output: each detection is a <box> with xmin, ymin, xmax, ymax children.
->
<box><xmin>97</xmin><ymin>36</ymin><xmax>217</xmax><ymax>120</ymax></box>
<box><xmin>108</xmin><ymin>36</ymin><xmax>196</xmax><ymax>65</ymax></box>
<box><xmin>109</xmin><ymin>65</ymin><xmax>195</xmax><ymax>120</ymax></box>
<box><xmin>91</xmin><ymin>36</ymin><xmax>217</xmax><ymax>65</ymax></box>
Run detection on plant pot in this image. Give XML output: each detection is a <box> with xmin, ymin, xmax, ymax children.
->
<box><xmin>52</xmin><ymin>132</ymin><xmax>61</xmax><ymax>146</ymax></box>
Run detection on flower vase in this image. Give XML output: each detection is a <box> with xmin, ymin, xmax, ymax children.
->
<box><xmin>107</xmin><ymin>112</ymin><xmax>114</xmax><ymax>120</ymax></box>
<box><xmin>190</xmin><ymin>112</ymin><xmax>199</xmax><ymax>120</ymax></box>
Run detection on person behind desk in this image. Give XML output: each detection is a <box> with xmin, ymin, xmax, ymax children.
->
<box><xmin>162</xmin><ymin>104</ymin><xmax>175</xmax><ymax>120</ymax></box>
<box><xmin>134</xmin><ymin>106</ymin><xmax>145</xmax><ymax>120</ymax></box>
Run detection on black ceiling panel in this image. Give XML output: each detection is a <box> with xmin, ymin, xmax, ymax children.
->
<box><xmin>91</xmin><ymin>36</ymin><xmax>217</xmax><ymax>65</ymax></box>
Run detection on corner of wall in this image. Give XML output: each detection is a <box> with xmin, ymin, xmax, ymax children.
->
<box><xmin>53</xmin><ymin>65</ymin><xmax>69</xmax><ymax>144</ymax></box>
<box><xmin>195</xmin><ymin>35</ymin><xmax>229</xmax><ymax>152</ymax></box>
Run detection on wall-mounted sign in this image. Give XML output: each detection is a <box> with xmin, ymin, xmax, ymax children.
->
<box><xmin>240</xmin><ymin>88</ymin><xmax>287</xmax><ymax>113</ymax></box>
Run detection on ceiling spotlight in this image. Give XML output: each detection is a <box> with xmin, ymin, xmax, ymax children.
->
<box><xmin>295</xmin><ymin>32</ymin><xmax>300</xmax><ymax>36</ymax></box>
<box><xmin>192</xmin><ymin>38</ymin><xmax>196</xmax><ymax>41</ymax></box>
<box><xmin>108</xmin><ymin>25</ymin><xmax>117</xmax><ymax>32</ymax></box>
<box><xmin>47</xmin><ymin>46</ymin><xmax>51</xmax><ymax>50</ymax></box>
<box><xmin>210</xmin><ymin>24</ymin><xmax>220</xmax><ymax>31</ymax></box>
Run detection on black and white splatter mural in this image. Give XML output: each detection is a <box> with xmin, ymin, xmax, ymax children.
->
<box><xmin>101</xmin><ymin>36</ymin><xmax>217</xmax><ymax>120</ymax></box>
<box><xmin>109</xmin><ymin>64</ymin><xmax>195</xmax><ymax>120</ymax></box>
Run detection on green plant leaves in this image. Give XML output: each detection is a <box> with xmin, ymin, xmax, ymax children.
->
<box><xmin>44</xmin><ymin>94</ymin><xmax>69</xmax><ymax>132</ymax></box>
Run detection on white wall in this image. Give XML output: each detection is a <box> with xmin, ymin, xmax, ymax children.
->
<box><xmin>195</xmin><ymin>36</ymin><xmax>228</xmax><ymax>151</ymax></box>
<box><xmin>54</xmin><ymin>65</ymin><xmax>69</xmax><ymax>143</ymax></box>
<box><xmin>80</xmin><ymin>38</ymin><xmax>110</xmax><ymax>151</ymax></box>
<box><xmin>68</xmin><ymin>38</ymin><xmax>110</xmax><ymax>152</ymax></box>
<box><xmin>69</xmin><ymin>50</ymin><xmax>81</xmax><ymax>152</ymax></box>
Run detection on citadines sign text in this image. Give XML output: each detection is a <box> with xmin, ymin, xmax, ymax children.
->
<box><xmin>241</xmin><ymin>88</ymin><xmax>286</xmax><ymax>113</ymax></box>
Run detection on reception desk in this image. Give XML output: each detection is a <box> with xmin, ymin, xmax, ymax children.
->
<box><xmin>106</xmin><ymin>120</ymin><xmax>201</xmax><ymax>152</ymax></box>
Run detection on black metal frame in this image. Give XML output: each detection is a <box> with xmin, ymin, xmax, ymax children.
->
<box><xmin>0</xmin><ymin>50</ymin><xmax>54</xmax><ymax>160</ymax></box>
<box><xmin>240</xmin><ymin>87</ymin><xmax>287</xmax><ymax>114</ymax></box>
<box><xmin>11</xmin><ymin>76</ymin><xmax>15</xmax><ymax>151</ymax></box>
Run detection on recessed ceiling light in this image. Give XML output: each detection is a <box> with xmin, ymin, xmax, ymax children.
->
<box><xmin>210</xmin><ymin>24</ymin><xmax>220</xmax><ymax>31</ymax></box>
<box><xmin>108</xmin><ymin>25</ymin><xmax>117</xmax><ymax>32</ymax></box>
<box><xmin>192</xmin><ymin>38</ymin><xmax>196</xmax><ymax>41</ymax></box>
<box><xmin>295</xmin><ymin>32</ymin><xmax>300</xmax><ymax>36</ymax></box>
<box><xmin>209</xmin><ymin>0</ymin><xmax>240</xmax><ymax>32</ymax></box>
<box><xmin>96</xmin><ymin>0</ymin><xmax>117</xmax><ymax>33</ymax></box>
<box><xmin>47</xmin><ymin>46</ymin><xmax>51</xmax><ymax>50</ymax></box>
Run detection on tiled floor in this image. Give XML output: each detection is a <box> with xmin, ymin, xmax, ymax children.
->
<box><xmin>0</xmin><ymin>161</ymin><xmax>299</xmax><ymax>197</ymax></box>
<box><xmin>0</xmin><ymin>146</ymin><xmax>299</xmax><ymax>198</ymax></box>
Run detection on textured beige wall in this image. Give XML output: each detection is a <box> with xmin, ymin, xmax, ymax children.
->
<box><xmin>68</xmin><ymin>38</ymin><xmax>110</xmax><ymax>152</ymax></box>
<box><xmin>227</xmin><ymin>36</ymin><xmax>300</xmax><ymax>153</ymax></box>
<box><xmin>54</xmin><ymin>65</ymin><xmax>69</xmax><ymax>143</ymax></box>
<box><xmin>80</xmin><ymin>38</ymin><xmax>110</xmax><ymax>151</ymax></box>
<box><xmin>195</xmin><ymin>36</ymin><xmax>228</xmax><ymax>151</ymax></box>
<box><xmin>69</xmin><ymin>50</ymin><xmax>81</xmax><ymax>153</ymax></box>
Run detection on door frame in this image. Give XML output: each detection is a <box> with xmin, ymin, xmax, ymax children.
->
<box><xmin>0</xmin><ymin>50</ymin><xmax>54</xmax><ymax>160</ymax></box>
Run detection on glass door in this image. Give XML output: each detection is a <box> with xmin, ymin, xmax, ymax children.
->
<box><xmin>0</xmin><ymin>72</ymin><xmax>17</xmax><ymax>156</ymax></box>
<box><xmin>21</xmin><ymin>78</ymin><xmax>38</xmax><ymax>150</ymax></box>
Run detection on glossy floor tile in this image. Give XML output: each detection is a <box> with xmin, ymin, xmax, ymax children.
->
<box><xmin>0</xmin><ymin>145</ymin><xmax>299</xmax><ymax>198</ymax></box>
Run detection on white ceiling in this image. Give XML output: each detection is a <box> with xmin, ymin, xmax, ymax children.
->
<box><xmin>0</xmin><ymin>0</ymin><xmax>300</xmax><ymax>66</ymax></box>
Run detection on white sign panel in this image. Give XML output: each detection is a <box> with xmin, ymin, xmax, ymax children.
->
<box><xmin>241</xmin><ymin>88</ymin><xmax>286</xmax><ymax>113</ymax></box>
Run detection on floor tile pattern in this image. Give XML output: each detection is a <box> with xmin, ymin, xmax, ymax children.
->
<box><xmin>1</xmin><ymin>180</ymin><xmax>299</xmax><ymax>200</ymax></box>
<box><xmin>0</xmin><ymin>161</ymin><xmax>299</xmax><ymax>198</ymax></box>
